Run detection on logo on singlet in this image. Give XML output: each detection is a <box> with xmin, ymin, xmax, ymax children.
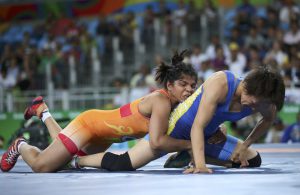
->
<box><xmin>104</xmin><ymin>121</ymin><xmax>134</xmax><ymax>135</ymax></box>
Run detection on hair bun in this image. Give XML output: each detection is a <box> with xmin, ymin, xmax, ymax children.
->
<box><xmin>171</xmin><ymin>49</ymin><xmax>190</xmax><ymax>65</ymax></box>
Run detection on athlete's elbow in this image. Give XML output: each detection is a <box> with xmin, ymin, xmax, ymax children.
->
<box><xmin>150</xmin><ymin>138</ymin><xmax>163</xmax><ymax>150</ymax></box>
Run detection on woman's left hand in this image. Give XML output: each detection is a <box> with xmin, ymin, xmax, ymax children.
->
<box><xmin>231</xmin><ymin>145</ymin><xmax>249</xmax><ymax>167</ymax></box>
<box><xmin>183</xmin><ymin>165</ymin><xmax>213</xmax><ymax>174</ymax></box>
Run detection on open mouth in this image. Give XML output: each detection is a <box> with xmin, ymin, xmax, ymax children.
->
<box><xmin>183</xmin><ymin>95</ymin><xmax>189</xmax><ymax>99</ymax></box>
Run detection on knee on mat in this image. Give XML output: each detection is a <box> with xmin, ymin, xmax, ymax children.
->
<box><xmin>31</xmin><ymin>160</ymin><xmax>53</xmax><ymax>173</ymax></box>
<box><xmin>247</xmin><ymin>152</ymin><xmax>262</xmax><ymax>167</ymax></box>
<box><xmin>101</xmin><ymin>152</ymin><xmax>134</xmax><ymax>171</ymax></box>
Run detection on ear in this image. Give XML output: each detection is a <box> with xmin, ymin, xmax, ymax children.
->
<box><xmin>166</xmin><ymin>81</ymin><xmax>174</xmax><ymax>91</ymax></box>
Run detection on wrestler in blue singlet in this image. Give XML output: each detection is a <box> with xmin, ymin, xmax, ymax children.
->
<box><xmin>167</xmin><ymin>71</ymin><xmax>253</xmax><ymax>160</ymax></box>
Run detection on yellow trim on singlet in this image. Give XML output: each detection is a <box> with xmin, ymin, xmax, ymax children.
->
<box><xmin>167</xmin><ymin>86</ymin><xmax>203</xmax><ymax>135</ymax></box>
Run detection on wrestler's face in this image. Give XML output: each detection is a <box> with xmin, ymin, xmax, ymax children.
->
<box><xmin>241</xmin><ymin>93</ymin><xmax>259</xmax><ymax>109</ymax></box>
<box><xmin>241</xmin><ymin>92</ymin><xmax>270</xmax><ymax>111</ymax></box>
<box><xmin>167</xmin><ymin>74</ymin><xmax>197</xmax><ymax>102</ymax></box>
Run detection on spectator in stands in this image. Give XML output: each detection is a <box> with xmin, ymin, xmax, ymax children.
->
<box><xmin>244</xmin><ymin>26</ymin><xmax>265</xmax><ymax>50</ymax></box>
<box><xmin>235</xmin><ymin>0</ymin><xmax>256</xmax><ymax>35</ymax></box>
<box><xmin>163</xmin><ymin>10</ymin><xmax>173</xmax><ymax>47</ymax></box>
<box><xmin>229</xmin><ymin>27</ymin><xmax>244</xmax><ymax>48</ymax></box>
<box><xmin>245</xmin><ymin>46</ymin><xmax>263</xmax><ymax>73</ymax></box>
<box><xmin>281</xmin><ymin>112</ymin><xmax>300</xmax><ymax>143</ymax></box>
<box><xmin>129</xmin><ymin>64</ymin><xmax>156</xmax><ymax>101</ymax></box>
<box><xmin>0</xmin><ymin>57</ymin><xmax>20</xmax><ymax>89</ymax></box>
<box><xmin>142</xmin><ymin>5</ymin><xmax>155</xmax><ymax>52</ymax></box>
<box><xmin>0</xmin><ymin>44</ymin><xmax>13</xmax><ymax>68</ymax></box>
<box><xmin>18</xmin><ymin>53</ymin><xmax>32</xmax><ymax>91</ymax></box>
<box><xmin>211</xmin><ymin>45</ymin><xmax>228</xmax><ymax>71</ymax></box>
<box><xmin>111</xmin><ymin>77</ymin><xmax>128</xmax><ymax>108</ymax></box>
<box><xmin>202</xmin><ymin>0</ymin><xmax>219</xmax><ymax>37</ymax></box>
<box><xmin>283</xmin><ymin>21</ymin><xmax>300</xmax><ymax>47</ymax></box>
<box><xmin>206</xmin><ymin>35</ymin><xmax>230</xmax><ymax>60</ymax></box>
<box><xmin>264</xmin><ymin>41</ymin><xmax>289</xmax><ymax>69</ymax></box>
<box><xmin>130</xmin><ymin>64</ymin><xmax>156</xmax><ymax>88</ymax></box>
<box><xmin>265</xmin><ymin>117</ymin><xmax>285</xmax><ymax>143</ymax></box>
<box><xmin>186</xmin><ymin>0</ymin><xmax>201</xmax><ymax>44</ymax></box>
<box><xmin>119</xmin><ymin>12</ymin><xmax>137</xmax><ymax>64</ymax></box>
<box><xmin>156</xmin><ymin>0</ymin><xmax>170</xmax><ymax>19</ymax></box>
<box><xmin>279</xmin><ymin>0</ymin><xmax>299</xmax><ymax>30</ymax></box>
<box><xmin>231</xmin><ymin>113</ymin><xmax>261</xmax><ymax>140</ymax></box>
<box><xmin>226</xmin><ymin>42</ymin><xmax>247</xmax><ymax>76</ymax></box>
<box><xmin>24</xmin><ymin>46</ymin><xmax>40</xmax><ymax>90</ymax></box>
<box><xmin>236</xmin><ymin>0</ymin><xmax>256</xmax><ymax>19</ymax></box>
<box><xmin>264</xmin><ymin>26</ymin><xmax>275</xmax><ymax>49</ymax></box>
<box><xmin>37</xmin><ymin>45</ymin><xmax>59</xmax><ymax>89</ymax></box>
<box><xmin>198</xmin><ymin>56</ymin><xmax>214</xmax><ymax>80</ymax></box>
<box><xmin>173</xmin><ymin>0</ymin><xmax>187</xmax><ymax>46</ymax></box>
<box><xmin>189</xmin><ymin>44</ymin><xmax>207</xmax><ymax>72</ymax></box>
<box><xmin>285</xmin><ymin>56</ymin><xmax>300</xmax><ymax>87</ymax></box>
<box><xmin>266</xmin><ymin>8</ymin><xmax>279</xmax><ymax>28</ymax></box>
<box><xmin>254</xmin><ymin>17</ymin><xmax>268</xmax><ymax>38</ymax></box>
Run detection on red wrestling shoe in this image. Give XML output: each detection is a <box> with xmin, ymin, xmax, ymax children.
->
<box><xmin>24</xmin><ymin>96</ymin><xmax>48</xmax><ymax>120</ymax></box>
<box><xmin>1</xmin><ymin>137</ymin><xmax>27</xmax><ymax>172</ymax></box>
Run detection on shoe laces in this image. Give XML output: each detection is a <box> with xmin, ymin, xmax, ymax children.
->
<box><xmin>6</xmin><ymin>146</ymin><xmax>20</xmax><ymax>164</ymax></box>
<box><xmin>5</xmin><ymin>138</ymin><xmax>25</xmax><ymax>164</ymax></box>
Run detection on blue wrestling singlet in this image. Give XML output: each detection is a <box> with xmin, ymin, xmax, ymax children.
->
<box><xmin>167</xmin><ymin>71</ymin><xmax>253</xmax><ymax>160</ymax></box>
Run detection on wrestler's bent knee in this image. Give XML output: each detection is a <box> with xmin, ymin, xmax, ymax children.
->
<box><xmin>232</xmin><ymin>152</ymin><xmax>261</xmax><ymax>168</ymax></box>
<box><xmin>101</xmin><ymin>152</ymin><xmax>135</xmax><ymax>171</ymax></box>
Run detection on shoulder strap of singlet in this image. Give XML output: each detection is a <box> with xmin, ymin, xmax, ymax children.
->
<box><xmin>155</xmin><ymin>89</ymin><xmax>171</xmax><ymax>100</ymax></box>
<box><xmin>224</xmin><ymin>71</ymin><xmax>241</xmax><ymax>108</ymax></box>
<box><xmin>224</xmin><ymin>71</ymin><xmax>234</xmax><ymax>103</ymax></box>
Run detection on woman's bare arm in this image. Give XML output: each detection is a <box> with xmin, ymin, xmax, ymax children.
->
<box><xmin>184</xmin><ymin>73</ymin><xmax>227</xmax><ymax>174</ymax></box>
<box><xmin>149</xmin><ymin>95</ymin><xmax>191</xmax><ymax>152</ymax></box>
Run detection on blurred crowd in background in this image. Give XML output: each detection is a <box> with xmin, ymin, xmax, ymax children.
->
<box><xmin>0</xmin><ymin>0</ymin><xmax>299</xmax><ymax>143</ymax></box>
<box><xmin>0</xmin><ymin>0</ymin><xmax>299</xmax><ymax>90</ymax></box>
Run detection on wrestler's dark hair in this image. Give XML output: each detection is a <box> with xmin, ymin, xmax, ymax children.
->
<box><xmin>155</xmin><ymin>50</ymin><xmax>197</xmax><ymax>88</ymax></box>
<box><xmin>243</xmin><ymin>66</ymin><xmax>285</xmax><ymax>111</ymax></box>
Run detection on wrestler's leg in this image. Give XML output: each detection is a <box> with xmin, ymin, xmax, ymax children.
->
<box><xmin>164</xmin><ymin>135</ymin><xmax>259</xmax><ymax>168</ymax></box>
<box><xmin>19</xmin><ymin>138</ymin><xmax>73</xmax><ymax>172</ymax></box>
<box><xmin>100</xmin><ymin>139</ymin><xmax>162</xmax><ymax>171</ymax></box>
<box><xmin>76</xmin><ymin>143</ymin><xmax>112</xmax><ymax>168</ymax></box>
<box><xmin>43</xmin><ymin>117</ymin><xmax>63</xmax><ymax>140</ymax></box>
<box><xmin>24</xmin><ymin>97</ymin><xmax>62</xmax><ymax>140</ymax></box>
<box><xmin>80</xmin><ymin>142</ymin><xmax>112</xmax><ymax>155</ymax></box>
<box><xmin>128</xmin><ymin>139</ymin><xmax>162</xmax><ymax>169</ymax></box>
<box><xmin>204</xmin><ymin>135</ymin><xmax>260</xmax><ymax>168</ymax></box>
<box><xmin>20</xmin><ymin>111</ymin><xmax>95</xmax><ymax>172</ymax></box>
<box><xmin>78</xmin><ymin>139</ymin><xmax>162</xmax><ymax>171</ymax></box>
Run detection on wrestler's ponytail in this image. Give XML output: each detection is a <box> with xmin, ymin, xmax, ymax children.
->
<box><xmin>171</xmin><ymin>50</ymin><xmax>187</xmax><ymax>66</ymax></box>
<box><xmin>155</xmin><ymin>61</ymin><xmax>172</xmax><ymax>86</ymax></box>
<box><xmin>155</xmin><ymin>50</ymin><xmax>197</xmax><ymax>88</ymax></box>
